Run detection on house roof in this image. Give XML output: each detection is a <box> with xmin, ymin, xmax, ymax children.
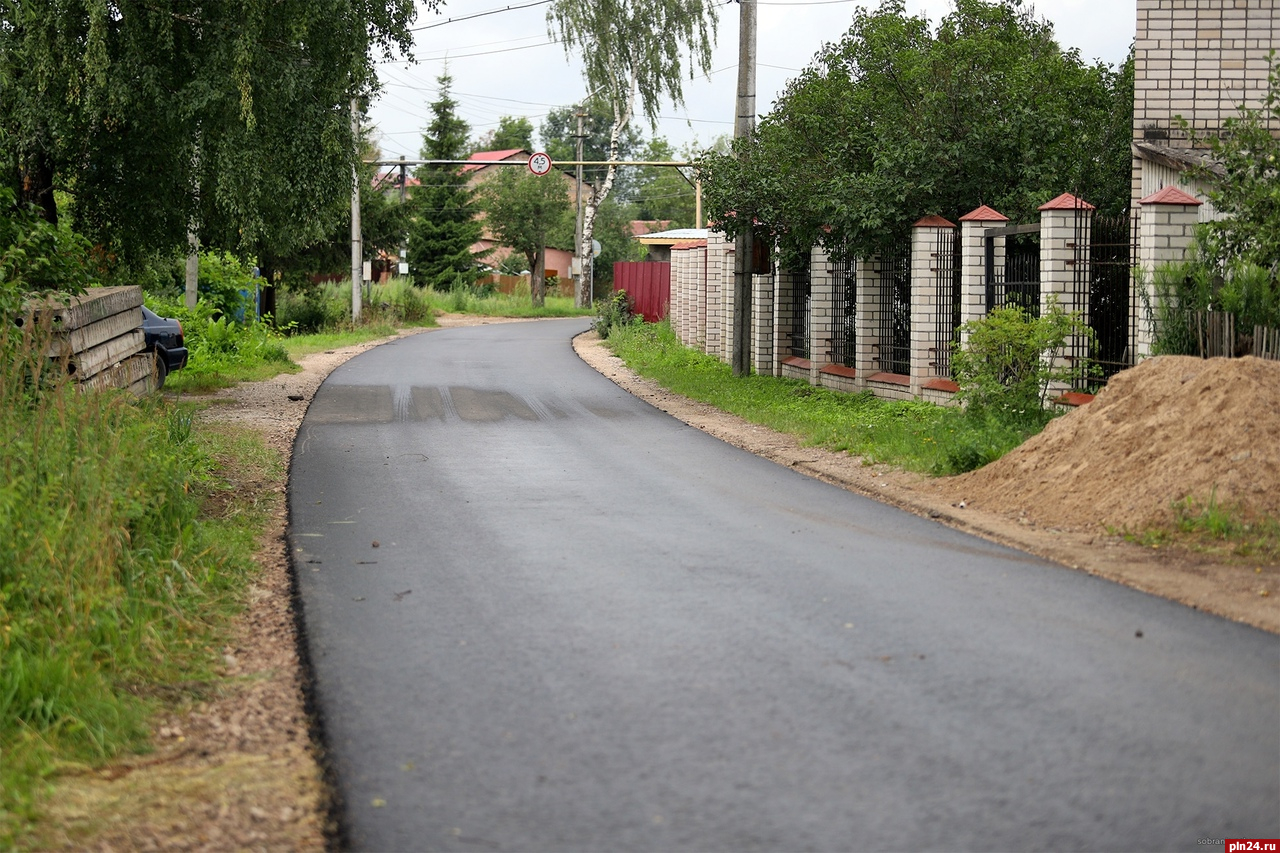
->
<box><xmin>635</xmin><ymin>227</ymin><xmax>709</xmax><ymax>245</ymax></box>
<box><xmin>461</xmin><ymin>149</ymin><xmax>528</xmax><ymax>173</ymax></box>
<box><xmin>1132</xmin><ymin>141</ymin><xmax>1226</xmax><ymax>178</ymax></box>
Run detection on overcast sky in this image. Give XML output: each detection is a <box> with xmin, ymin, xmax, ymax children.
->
<box><xmin>368</xmin><ymin>0</ymin><xmax>1138</xmax><ymax>163</ymax></box>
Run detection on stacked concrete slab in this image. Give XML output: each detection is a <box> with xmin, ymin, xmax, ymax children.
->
<box><xmin>22</xmin><ymin>286</ymin><xmax>156</xmax><ymax>394</ymax></box>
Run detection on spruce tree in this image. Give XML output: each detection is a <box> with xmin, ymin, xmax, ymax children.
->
<box><xmin>407</xmin><ymin>71</ymin><xmax>482</xmax><ymax>289</ymax></box>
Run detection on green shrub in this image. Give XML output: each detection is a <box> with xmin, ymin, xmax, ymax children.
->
<box><xmin>1143</xmin><ymin>251</ymin><xmax>1280</xmax><ymax>356</ymax></box>
<box><xmin>594</xmin><ymin>289</ymin><xmax>635</xmax><ymax>338</ymax></box>
<box><xmin>951</xmin><ymin>297</ymin><xmax>1093</xmax><ymax>420</ymax></box>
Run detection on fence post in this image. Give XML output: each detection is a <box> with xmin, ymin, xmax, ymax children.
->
<box><xmin>718</xmin><ymin>234</ymin><xmax>736</xmax><ymax>365</ymax></box>
<box><xmin>705</xmin><ymin>230</ymin><xmax>728</xmax><ymax>359</ymax></box>
<box><xmin>855</xmin><ymin>254</ymin><xmax>881</xmax><ymax>383</ymax></box>
<box><xmin>752</xmin><ymin>267</ymin><xmax>775</xmax><ymax>375</ymax></box>
<box><xmin>773</xmin><ymin>266</ymin><xmax>797</xmax><ymax>377</ymax></box>
<box><xmin>1039</xmin><ymin>193</ymin><xmax>1096</xmax><ymax>399</ymax></box>
<box><xmin>1137</xmin><ymin>186</ymin><xmax>1203</xmax><ymax>359</ymax></box>
<box><xmin>809</xmin><ymin>245</ymin><xmax>835</xmax><ymax>385</ymax></box>
<box><xmin>911</xmin><ymin>216</ymin><xmax>956</xmax><ymax>396</ymax></box>
<box><xmin>957</xmin><ymin>206</ymin><xmax>1009</xmax><ymax>350</ymax></box>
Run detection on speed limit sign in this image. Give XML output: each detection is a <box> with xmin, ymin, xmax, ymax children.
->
<box><xmin>528</xmin><ymin>151</ymin><xmax>553</xmax><ymax>176</ymax></box>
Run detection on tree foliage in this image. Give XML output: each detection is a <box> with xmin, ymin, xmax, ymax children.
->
<box><xmin>0</xmin><ymin>0</ymin><xmax>419</xmax><ymax>267</ymax></box>
<box><xmin>477</xmin><ymin>170</ymin><xmax>573</xmax><ymax>307</ymax></box>
<box><xmin>546</xmin><ymin>0</ymin><xmax>716</xmax><ymax>305</ymax></box>
<box><xmin>408</xmin><ymin>71</ymin><xmax>482</xmax><ymax>289</ymax></box>
<box><xmin>1185</xmin><ymin>56</ymin><xmax>1280</xmax><ymax>278</ymax></box>
<box><xmin>540</xmin><ymin>100</ymin><xmax>643</xmax><ymax>197</ymax></box>
<box><xmin>631</xmin><ymin>137</ymin><xmax>697</xmax><ymax>227</ymax></box>
<box><xmin>697</xmin><ymin>0</ymin><xmax>1133</xmax><ymax>261</ymax></box>
<box><xmin>474</xmin><ymin>116</ymin><xmax>535</xmax><ymax>153</ymax></box>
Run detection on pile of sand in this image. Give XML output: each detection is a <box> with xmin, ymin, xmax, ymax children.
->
<box><xmin>945</xmin><ymin>356</ymin><xmax>1280</xmax><ymax>533</ymax></box>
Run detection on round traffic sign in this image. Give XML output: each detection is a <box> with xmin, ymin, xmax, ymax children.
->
<box><xmin>528</xmin><ymin>152</ymin><xmax>552</xmax><ymax>176</ymax></box>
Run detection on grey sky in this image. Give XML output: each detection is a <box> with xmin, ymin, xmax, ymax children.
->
<box><xmin>369</xmin><ymin>0</ymin><xmax>1137</xmax><ymax>162</ymax></box>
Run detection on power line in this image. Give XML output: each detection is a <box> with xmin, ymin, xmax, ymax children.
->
<box><xmin>410</xmin><ymin>0</ymin><xmax>553</xmax><ymax>32</ymax></box>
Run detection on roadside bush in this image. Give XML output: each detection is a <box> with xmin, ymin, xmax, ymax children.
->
<box><xmin>594</xmin><ymin>289</ymin><xmax>635</xmax><ymax>338</ymax></box>
<box><xmin>1143</xmin><ymin>252</ymin><xmax>1280</xmax><ymax>356</ymax></box>
<box><xmin>951</xmin><ymin>297</ymin><xmax>1093</xmax><ymax>421</ymax></box>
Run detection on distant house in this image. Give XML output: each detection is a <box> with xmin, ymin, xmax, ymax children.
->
<box><xmin>634</xmin><ymin>227</ymin><xmax>709</xmax><ymax>262</ymax></box>
<box><xmin>460</xmin><ymin>149</ymin><xmax>587</xmax><ymax>281</ymax></box>
<box><xmin>1130</xmin><ymin>0</ymin><xmax>1280</xmax><ymax>220</ymax></box>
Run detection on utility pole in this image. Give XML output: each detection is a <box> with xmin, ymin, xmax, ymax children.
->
<box><xmin>731</xmin><ymin>0</ymin><xmax>757</xmax><ymax>377</ymax></box>
<box><xmin>398</xmin><ymin>155</ymin><xmax>409</xmax><ymax>278</ymax></box>
<box><xmin>573</xmin><ymin>109</ymin><xmax>587</xmax><ymax>309</ymax></box>
<box><xmin>350</xmin><ymin>98</ymin><xmax>363</xmax><ymax>323</ymax></box>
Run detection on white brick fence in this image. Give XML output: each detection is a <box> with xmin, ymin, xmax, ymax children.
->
<box><xmin>667</xmin><ymin>190</ymin><xmax>1207</xmax><ymax>404</ymax></box>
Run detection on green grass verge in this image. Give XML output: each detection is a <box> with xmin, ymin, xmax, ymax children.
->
<box><xmin>423</xmin><ymin>285</ymin><xmax>594</xmax><ymax>318</ymax></box>
<box><xmin>1127</xmin><ymin>493</ymin><xmax>1280</xmax><ymax>565</ymax></box>
<box><xmin>0</xmin><ymin>331</ymin><xmax>281</xmax><ymax>845</ymax></box>
<box><xmin>603</xmin><ymin>321</ymin><xmax>1052</xmax><ymax>477</ymax></box>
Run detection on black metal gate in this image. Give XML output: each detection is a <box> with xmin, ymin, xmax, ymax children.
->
<box><xmin>1074</xmin><ymin>213</ymin><xmax>1138</xmax><ymax>386</ymax></box>
<box><xmin>934</xmin><ymin>229</ymin><xmax>962</xmax><ymax>377</ymax></box>
<box><xmin>985</xmin><ymin>224</ymin><xmax>1041</xmax><ymax>315</ymax></box>
<box><xmin>788</xmin><ymin>264</ymin><xmax>812</xmax><ymax>359</ymax></box>
<box><xmin>829</xmin><ymin>258</ymin><xmax>856</xmax><ymax>368</ymax></box>
<box><xmin>875</xmin><ymin>245</ymin><xmax>911</xmax><ymax>375</ymax></box>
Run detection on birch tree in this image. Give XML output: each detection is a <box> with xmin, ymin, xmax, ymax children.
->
<box><xmin>547</xmin><ymin>0</ymin><xmax>716</xmax><ymax>306</ymax></box>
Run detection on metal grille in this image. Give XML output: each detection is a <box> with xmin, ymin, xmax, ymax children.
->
<box><xmin>933</xmin><ymin>229</ymin><xmax>962</xmax><ymax>377</ymax></box>
<box><xmin>985</xmin><ymin>226</ymin><xmax>1041</xmax><ymax>315</ymax></box>
<box><xmin>875</xmin><ymin>245</ymin><xmax>911</xmax><ymax>375</ymax></box>
<box><xmin>829</xmin><ymin>258</ymin><xmax>856</xmax><ymax>368</ymax></box>
<box><xmin>789</xmin><ymin>265</ymin><xmax>812</xmax><ymax>358</ymax></box>
<box><xmin>1080</xmin><ymin>213</ymin><xmax>1138</xmax><ymax>386</ymax></box>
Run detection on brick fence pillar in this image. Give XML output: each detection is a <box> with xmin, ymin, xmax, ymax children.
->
<box><xmin>1136</xmin><ymin>186</ymin><xmax>1203</xmax><ymax>359</ymax></box>
<box><xmin>910</xmin><ymin>216</ymin><xmax>956</xmax><ymax>395</ymax></box>
<box><xmin>855</xmin><ymin>254</ymin><xmax>881</xmax><ymax>380</ymax></box>
<box><xmin>706</xmin><ymin>230</ymin><xmax>729</xmax><ymax>359</ymax></box>
<box><xmin>1039</xmin><ymin>192</ymin><xmax>1096</xmax><ymax>397</ymax></box>
<box><xmin>752</xmin><ymin>269</ymin><xmax>775</xmax><ymax>375</ymax></box>
<box><xmin>773</xmin><ymin>267</ymin><xmax>798</xmax><ymax>377</ymax></box>
<box><xmin>957</xmin><ymin>205</ymin><xmax>1009</xmax><ymax>350</ymax></box>
<box><xmin>809</xmin><ymin>245</ymin><xmax>835</xmax><ymax>385</ymax></box>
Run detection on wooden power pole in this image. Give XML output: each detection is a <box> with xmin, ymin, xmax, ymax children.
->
<box><xmin>731</xmin><ymin>0</ymin><xmax>757</xmax><ymax>377</ymax></box>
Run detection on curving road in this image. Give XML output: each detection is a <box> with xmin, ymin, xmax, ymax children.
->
<box><xmin>289</xmin><ymin>319</ymin><xmax>1279</xmax><ymax>852</ymax></box>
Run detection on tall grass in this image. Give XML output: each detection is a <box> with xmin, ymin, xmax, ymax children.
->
<box><xmin>0</xmin><ymin>321</ymin><xmax>273</xmax><ymax>836</ymax></box>
<box><xmin>604</xmin><ymin>321</ymin><xmax>1049</xmax><ymax>476</ymax></box>
<box><xmin>421</xmin><ymin>280</ymin><xmax>593</xmax><ymax>318</ymax></box>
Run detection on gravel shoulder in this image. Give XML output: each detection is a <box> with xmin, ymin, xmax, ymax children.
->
<box><xmin>33</xmin><ymin>316</ymin><xmax>1275</xmax><ymax>851</ymax></box>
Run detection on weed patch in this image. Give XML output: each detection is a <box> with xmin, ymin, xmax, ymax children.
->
<box><xmin>0</xmin><ymin>326</ymin><xmax>279</xmax><ymax>843</ymax></box>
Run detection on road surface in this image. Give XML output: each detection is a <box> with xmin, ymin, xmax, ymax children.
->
<box><xmin>290</xmin><ymin>319</ymin><xmax>1279</xmax><ymax>851</ymax></box>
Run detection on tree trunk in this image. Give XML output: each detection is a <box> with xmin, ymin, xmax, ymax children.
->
<box><xmin>578</xmin><ymin>73</ymin><xmax>638</xmax><ymax>305</ymax></box>
<box><xmin>532</xmin><ymin>247</ymin><xmax>546</xmax><ymax>307</ymax></box>
<box><xmin>22</xmin><ymin>150</ymin><xmax>58</xmax><ymax>226</ymax></box>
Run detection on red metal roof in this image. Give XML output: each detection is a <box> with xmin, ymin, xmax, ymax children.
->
<box><xmin>959</xmin><ymin>205</ymin><xmax>1009</xmax><ymax>222</ymax></box>
<box><xmin>913</xmin><ymin>214</ymin><xmax>955</xmax><ymax>228</ymax></box>
<box><xmin>461</xmin><ymin>149</ymin><xmax>527</xmax><ymax>173</ymax></box>
<box><xmin>1038</xmin><ymin>192</ymin><xmax>1096</xmax><ymax>211</ymax></box>
<box><xmin>1139</xmin><ymin>186</ymin><xmax>1203</xmax><ymax>206</ymax></box>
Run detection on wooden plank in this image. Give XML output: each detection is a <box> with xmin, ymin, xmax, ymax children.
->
<box><xmin>21</xmin><ymin>286</ymin><xmax>143</xmax><ymax>332</ymax></box>
<box><xmin>44</xmin><ymin>308</ymin><xmax>143</xmax><ymax>357</ymax></box>
<box><xmin>66</xmin><ymin>329</ymin><xmax>147</xmax><ymax>380</ymax></box>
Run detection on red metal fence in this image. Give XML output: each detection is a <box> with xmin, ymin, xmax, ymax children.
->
<box><xmin>613</xmin><ymin>262</ymin><xmax>670</xmax><ymax>323</ymax></box>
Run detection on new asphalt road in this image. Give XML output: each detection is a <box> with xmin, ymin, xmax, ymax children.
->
<box><xmin>289</xmin><ymin>318</ymin><xmax>1278</xmax><ymax>852</ymax></box>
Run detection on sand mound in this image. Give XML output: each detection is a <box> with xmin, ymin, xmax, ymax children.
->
<box><xmin>945</xmin><ymin>356</ymin><xmax>1280</xmax><ymax>532</ymax></box>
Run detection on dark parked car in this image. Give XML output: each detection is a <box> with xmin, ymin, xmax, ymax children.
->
<box><xmin>141</xmin><ymin>305</ymin><xmax>188</xmax><ymax>388</ymax></box>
